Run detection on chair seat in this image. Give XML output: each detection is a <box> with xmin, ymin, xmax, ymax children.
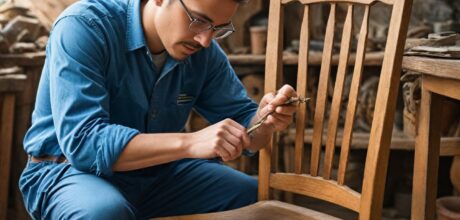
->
<box><xmin>154</xmin><ymin>200</ymin><xmax>341</xmax><ymax>220</ymax></box>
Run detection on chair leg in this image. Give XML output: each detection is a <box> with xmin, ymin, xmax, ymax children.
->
<box><xmin>0</xmin><ymin>94</ymin><xmax>16</xmax><ymax>220</ymax></box>
<box><xmin>411</xmin><ymin>90</ymin><xmax>442</xmax><ymax>220</ymax></box>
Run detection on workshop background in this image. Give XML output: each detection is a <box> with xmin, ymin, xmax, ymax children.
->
<box><xmin>0</xmin><ymin>0</ymin><xmax>459</xmax><ymax>219</ymax></box>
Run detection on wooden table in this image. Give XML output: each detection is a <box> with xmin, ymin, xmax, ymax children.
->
<box><xmin>402</xmin><ymin>56</ymin><xmax>460</xmax><ymax>220</ymax></box>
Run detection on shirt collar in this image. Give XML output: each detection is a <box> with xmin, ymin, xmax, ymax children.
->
<box><xmin>126</xmin><ymin>0</ymin><xmax>146</xmax><ymax>51</ymax></box>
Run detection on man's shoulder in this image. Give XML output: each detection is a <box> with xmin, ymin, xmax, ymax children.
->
<box><xmin>54</xmin><ymin>0</ymin><xmax>128</xmax><ymax>27</ymax></box>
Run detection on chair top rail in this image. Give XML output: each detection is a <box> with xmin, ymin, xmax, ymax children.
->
<box><xmin>281</xmin><ymin>0</ymin><xmax>394</xmax><ymax>5</ymax></box>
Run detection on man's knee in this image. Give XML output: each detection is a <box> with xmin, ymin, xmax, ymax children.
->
<box><xmin>60</xmin><ymin>196</ymin><xmax>136</xmax><ymax>220</ymax></box>
<box><xmin>225</xmin><ymin>175</ymin><xmax>258</xmax><ymax>209</ymax></box>
<box><xmin>45</xmin><ymin>174</ymin><xmax>136</xmax><ymax>220</ymax></box>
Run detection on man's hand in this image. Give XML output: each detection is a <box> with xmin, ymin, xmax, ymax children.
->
<box><xmin>185</xmin><ymin>119</ymin><xmax>250</xmax><ymax>161</ymax></box>
<box><xmin>253</xmin><ymin>84</ymin><xmax>298</xmax><ymax>135</ymax></box>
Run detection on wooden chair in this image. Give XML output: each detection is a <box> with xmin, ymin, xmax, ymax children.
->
<box><xmin>156</xmin><ymin>0</ymin><xmax>412</xmax><ymax>219</ymax></box>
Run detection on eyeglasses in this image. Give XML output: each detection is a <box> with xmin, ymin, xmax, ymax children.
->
<box><xmin>179</xmin><ymin>0</ymin><xmax>235</xmax><ymax>39</ymax></box>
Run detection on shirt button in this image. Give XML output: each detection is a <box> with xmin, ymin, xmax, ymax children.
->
<box><xmin>151</xmin><ymin>109</ymin><xmax>159</xmax><ymax>118</ymax></box>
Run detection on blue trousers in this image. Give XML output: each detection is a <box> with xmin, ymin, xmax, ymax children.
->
<box><xmin>19</xmin><ymin>158</ymin><xmax>258</xmax><ymax>219</ymax></box>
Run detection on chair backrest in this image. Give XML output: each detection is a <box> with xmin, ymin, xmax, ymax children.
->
<box><xmin>259</xmin><ymin>0</ymin><xmax>412</xmax><ymax>219</ymax></box>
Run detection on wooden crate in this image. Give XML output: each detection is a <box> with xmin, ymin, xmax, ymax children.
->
<box><xmin>0</xmin><ymin>51</ymin><xmax>45</xmax><ymax>220</ymax></box>
<box><xmin>0</xmin><ymin>70</ymin><xmax>27</xmax><ymax>220</ymax></box>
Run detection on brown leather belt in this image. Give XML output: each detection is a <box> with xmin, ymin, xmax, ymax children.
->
<box><xmin>30</xmin><ymin>155</ymin><xmax>68</xmax><ymax>163</ymax></box>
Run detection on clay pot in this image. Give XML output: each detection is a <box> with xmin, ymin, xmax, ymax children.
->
<box><xmin>436</xmin><ymin>196</ymin><xmax>460</xmax><ymax>220</ymax></box>
<box><xmin>249</xmin><ymin>26</ymin><xmax>267</xmax><ymax>55</ymax></box>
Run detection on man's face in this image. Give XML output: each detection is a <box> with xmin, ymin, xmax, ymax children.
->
<box><xmin>153</xmin><ymin>0</ymin><xmax>238</xmax><ymax>60</ymax></box>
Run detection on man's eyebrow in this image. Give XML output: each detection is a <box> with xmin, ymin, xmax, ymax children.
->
<box><xmin>190</xmin><ymin>9</ymin><xmax>232</xmax><ymax>27</ymax></box>
<box><xmin>189</xmin><ymin>9</ymin><xmax>214</xmax><ymax>23</ymax></box>
<box><xmin>215</xmin><ymin>22</ymin><xmax>232</xmax><ymax>28</ymax></box>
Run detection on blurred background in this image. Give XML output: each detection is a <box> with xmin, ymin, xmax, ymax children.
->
<box><xmin>0</xmin><ymin>0</ymin><xmax>459</xmax><ymax>219</ymax></box>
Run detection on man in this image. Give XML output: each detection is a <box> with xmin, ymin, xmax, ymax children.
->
<box><xmin>19</xmin><ymin>0</ymin><xmax>298</xmax><ymax>219</ymax></box>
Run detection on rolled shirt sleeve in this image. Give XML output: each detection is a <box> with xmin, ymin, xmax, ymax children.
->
<box><xmin>48</xmin><ymin>16</ymin><xmax>139</xmax><ymax>176</ymax></box>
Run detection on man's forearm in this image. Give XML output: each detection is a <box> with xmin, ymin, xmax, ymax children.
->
<box><xmin>113</xmin><ymin>118</ymin><xmax>256</xmax><ymax>171</ymax></box>
<box><xmin>112</xmin><ymin>133</ymin><xmax>189</xmax><ymax>171</ymax></box>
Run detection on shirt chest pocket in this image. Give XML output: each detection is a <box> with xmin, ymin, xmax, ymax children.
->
<box><xmin>156</xmin><ymin>96</ymin><xmax>196</xmax><ymax>132</ymax></box>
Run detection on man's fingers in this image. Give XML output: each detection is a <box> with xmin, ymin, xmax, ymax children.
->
<box><xmin>217</xmin><ymin>143</ymin><xmax>231</xmax><ymax>161</ymax></box>
<box><xmin>226</xmin><ymin>124</ymin><xmax>250</xmax><ymax>151</ymax></box>
<box><xmin>269</xmin><ymin>85</ymin><xmax>298</xmax><ymax>106</ymax></box>
<box><xmin>274</xmin><ymin>113</ymin><xmax>292</xmax><ymax>124</ymax></box>
<box><xmin>217</xmin><ymin>119</ymin><xmax>248</xmax><ymax>159</ymax></box>
<box><xmin>219</xmin><ymin>140</ymin><xmax>240</xmax><ymax>161</ymax></box>
<box><xmin>260</xmin><ymin>91</ymin><xmax>276</xmax><ymax>106</ymax></box>
<box><xmin>223</xmin><ymin>125</ymin><xmax>244</xmax><ymax>152</ymax></box>
<box><xmin>269</xmin><ymin>92</ymin><xmax>289</xmax><ymax>106</ymax></box>
<box><xmin>241</xmin><ymin>131</ymin><xmax>250</xmax><ymax>148</ymax></box>
<box><xmin>222</xmin><ymin>129</ymin><xmax>242</xmax><ymax>149</ymax></box>
<box><xmin>224</xmin><ymin>118</ymin><xmax>246</xmax><ymax>131</ymax></box>
<box><xmin>266</xmin><ymin>113</ymin><xmax>292</xmax><ymax>125</ymax></box>
<box><xmin>257</xmin><ymin>103</ymin><xmax>274</xmax><ymax>119</ymax></box>
<box><xmin>275</xmin><ymin>105</ymin><xmax>297</xmax><ymax>115</ymax></box>
<box><xmin>223</xmin><ymin>119</ymin><xmax>250</xmax><ymax>150</ymax></box>
<box><xmin>278</xmin><ymin>84</ymin><xmax>297</xmax><ymax>97</ymax></box>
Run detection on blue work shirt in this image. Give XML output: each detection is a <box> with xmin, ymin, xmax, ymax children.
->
<box><xmin>22</xmin><ymin>0</ymin><xmax>258</xmax><ymax>177</ymax></box>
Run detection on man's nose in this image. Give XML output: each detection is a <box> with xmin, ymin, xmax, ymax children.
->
<box><xmin>193</xmin><ymin>30</ymin><xmax>213</xmax><ymax>48</ymax></box>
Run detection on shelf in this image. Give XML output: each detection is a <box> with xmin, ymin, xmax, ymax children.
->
<box><xmin>0</xmin><ymin>75</ymin><xmax>27</xmax><ymax>93</ymax></box>
<box><xmin>284</xmin><ymin>128</ymin><xmax>460</xmax><ymax>156</ymax></box>
<box><xmin>0</xmin><ymin>51</ymin><xmax>46</xmax><ymax>67</ymax></box>
<box><xmin>228</xmin><ymin>51</ymin><xmax>385</xmax><ymax>66</ymax></box>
